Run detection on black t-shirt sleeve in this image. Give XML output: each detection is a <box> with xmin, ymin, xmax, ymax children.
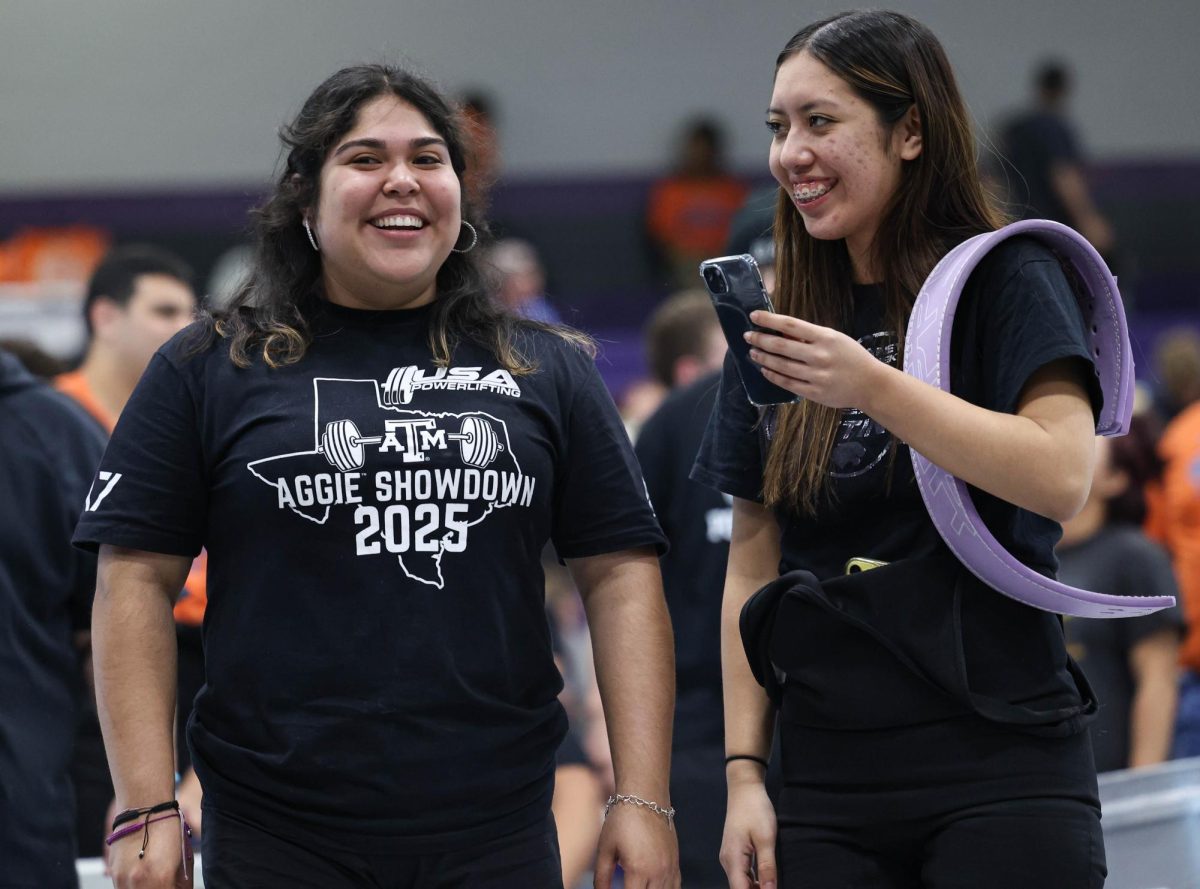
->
<box><xmin>551</xmin><ymin>348</ymin><xmax>666</xmax><ymax>559</ymax></box>
<box><xmin>72</xmin><ymin>352</ymin><xmax>208</xmax><ymax>557</ymax></box>
<box><xmin>956</xmin><ymin>239</ymin><xmax>1102</xmax><ymax>418</ymax></box>
<box><xmin>634</xmin><ymin>402</ymin><xmax>676</xmax><ymax>537</ymax></box>
<box><xmin>690</xmin><ymin>353</ymin><xmax>764</xmax><ymax>502</ymax></box>
<box><xmin>1119</xmin><ymin>536</ymin><xmax>1186</xmax><ymax>647</ymax></box>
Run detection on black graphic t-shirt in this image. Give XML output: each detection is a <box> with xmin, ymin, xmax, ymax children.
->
<box><xmin>692</xmin><ymin>238</ymin><xmax>1102</xmax><ymax>733</ymax></box>
<box><xmin>694</xmin><ymin>237</ymin><xmax>1101</xmax><ymax>581</ymax></box>
<box><xmin>694</xmin><ymin>282</ymin><xmax>941</xmax><ymax>580</ymax></box>
<box><xmin>73</xmin><ymin>300</ymin><xmax>665</xmax><ymax>851</ymax></box>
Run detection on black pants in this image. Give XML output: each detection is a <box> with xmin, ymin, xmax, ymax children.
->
<box><xmin>776</xmin><ymin>715</ymin><xmax>1107</xmax><ymax>888</ymax></box>
<box><xmin>778</xmin><ymin>797</ymin><xmax>1105</xmax><ymax>888</ymax></box>
<box><xmin>200</xmin><ymin>806</ymin><xmax>564</xmax><ymax>889</ymax></box>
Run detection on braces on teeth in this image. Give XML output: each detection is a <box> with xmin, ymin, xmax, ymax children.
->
<box><xmin>794</xmin><ymin>184</ymin><xmax>829</xmax><ymax>202</ymax></box>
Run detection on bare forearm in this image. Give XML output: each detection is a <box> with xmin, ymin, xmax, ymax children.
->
<box><xmin>722</xmin><ymin>500</ymin><xmax>781</xmax><ymax>786</ymax></box>
<box><xmin>1128</xmin><ymin>676</ymin><xmax>1178</xmax><ymax>768</ymax></box>
<box><xmin>576</xmin><ymin>550</ymin><xmax>675</xmax><ymax>799</ymax></box>
<box><xmin>722</xmin><ymin>579</ymin><xmax>775</xmax><ymax>783</ymax></box>
<box><xmin>1127</xmin><ymin>635</ymin><xmax>1181</xmax><ymax>768</ymax></box>
<box><xmin>861</xmin><ymin>361</ymin><xmax>1094</xmax><ymax>521</ymax></box>
<box><xmin>93</xmin><ymin>547</ymin><xmax>190</xmax><ymax>809</ymax></box>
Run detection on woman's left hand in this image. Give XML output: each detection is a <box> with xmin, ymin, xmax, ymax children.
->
<box><xmin>593</xmin><ymin>804</ymin><xmax>680</xmax><ymax>889</ymax></box>
<box><xmin>745</xmin><ymin>311</ymin><xmax>884</xmax><ymax>409</ymax></box>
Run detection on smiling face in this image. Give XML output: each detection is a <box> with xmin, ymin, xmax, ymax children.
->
<box><xmin>768</xmin><ymin>51</ymin><xmax>922</xmax><ymax>282</ymax></box>
<box><xmin>312</xmin><ymin>95</ymin><xmax>462</xmax><ymax>310</ymax></box>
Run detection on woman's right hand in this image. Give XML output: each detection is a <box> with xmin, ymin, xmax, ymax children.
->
<box><xmin>719</xmin><ymin>771</ymin><xmax>778</xmax><ymax>889</ymax></box>
<box><xmin>108</xmin><ymin>816</ymin><xmax>192</xmax><ymax>889</ymax></box>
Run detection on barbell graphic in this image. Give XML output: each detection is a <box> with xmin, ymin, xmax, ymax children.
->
<box><xmin>318</xmin><ymin>417</ymin><xmax>504</xmax><ymax>472</ymax></box>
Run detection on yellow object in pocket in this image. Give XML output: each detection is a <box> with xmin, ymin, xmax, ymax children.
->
<box><xmin>844</xmin><ymin>556</ymin><xmax>889</xmax><ymax>574</ymax></box>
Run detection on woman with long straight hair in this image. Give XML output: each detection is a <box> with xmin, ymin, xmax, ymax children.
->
<box><xmin>77</xmin><ymin>65</ymin><xmax>679</xmax><ymax>889</ymax></box>
<box><xmin>694</xmin><ymin>11</ymin><xmax>1107</xmax><ymax>887</ymax></box>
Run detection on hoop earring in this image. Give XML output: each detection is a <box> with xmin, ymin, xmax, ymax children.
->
<box><xmin>451</xmin><ymin>220</ymin><xmax>477</xmax><ymax>254</ymax></box>
<box><xmin>303</xmin><ymin>219</ymin><xmax>320</xmax><ymax>253</ymax></box>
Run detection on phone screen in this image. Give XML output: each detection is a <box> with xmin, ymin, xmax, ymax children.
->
<box><xmin>700</xmin><ymin>255</ymin><xmax>802</xmax><ymax>406</ymax></box>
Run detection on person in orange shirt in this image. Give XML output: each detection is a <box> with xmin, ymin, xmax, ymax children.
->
<box><xmin>55</xmin><ymin>245</ymin><xmax>204</xmax><ymax>856</ymax></box>
<box><xmin>1146</xmin><ymin>395</ymin><xmax>1200</xmax><ymax>758</ymax></box>
<box><xmin>646</xmin><ymin>118</ymin><xmax>749</xmax><ymax>289</ymax></box>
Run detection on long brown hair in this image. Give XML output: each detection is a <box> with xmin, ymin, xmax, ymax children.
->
<box><xmin>196</xmin><ymin>65</ymin><xmax>590</xmax><ymax>373</ymax></box>
<box><xmin>763</xmin><ymin>10</ymin><xmax>1005</xmax><ymax>514</ymax></box>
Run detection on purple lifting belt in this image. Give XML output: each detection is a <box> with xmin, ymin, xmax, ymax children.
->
<box><xmin>904</xmin><ymin>219</ymin><xmax>1175</xmax><ymax>618</ymax></box>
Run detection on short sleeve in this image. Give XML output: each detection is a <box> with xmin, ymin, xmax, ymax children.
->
<box><xmin>1119</xmin><ymin>536</ymin><xmax>1186</xmax><ymax>647</ymax></box>
<box><xmin>551</xmin><ymin>350</ymin><xmax>666</xmax><ymax>560</ymax></box>
<box><xmin>954</xmin><ymin>239</ymin><xmax>1102</xmax><ymax>418</ymax></box>
<box><xmin>633</xmin><ymin>403</ymin><xmax>676</xmax><ymax>534</ymax></box>
<box><xmin>690</xmin><ymin>352</ymin><xmax>765</xmax><ymax>502</ymax></box>
<box><xmin>72</xmin><ymin>353</ymin><xmax>208</xmax><ymax>557</ymax></box>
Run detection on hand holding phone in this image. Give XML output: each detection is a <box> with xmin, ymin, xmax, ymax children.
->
<box><xmin>700</xmin><ymin>254</ymin><xmax>802</xmax><ymax>406</ymax></box>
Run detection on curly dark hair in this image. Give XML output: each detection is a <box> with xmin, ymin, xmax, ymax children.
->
<box><xmin>199</xmin><ymin>64</ymin><xmax>588</xmax><ymax>371</ymax></box>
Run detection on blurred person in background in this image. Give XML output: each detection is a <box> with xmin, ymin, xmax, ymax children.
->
<box><xmin>486</xmin><ymin>237</ymin><xmax>562</xmax><ymax>324</ymax></box>
<box><xmin>545</xmin><ymin>559</ymin><xmax>608</xmax><ymax>889</ymax></box>
<box><xmin>620</xmin><ymin>289</ymin><xmax>728</xmax><ymax>441</ymax></box>
<box><xmin>724</xmin><ymin>186</ymin><xmax>780</xmax><ymax>292</ymax></box>
<box><xmin>53</xmin><ymin>245</ymin><xmax>204</xmax><ymax>859</ymax></box>
<box><xmin>644</xmin><ymin>289</ymin><xmax>727</xmax><ymax>393</ymax></box>
<box><xmin>0</xmin><ymin>337</ymin><xmax>68</xmax><ymax>378</ymax></box>
<box><xmin>1057</xmin><ymin>418</ymin><xmax>1183</xmax><ymax>772</ymax></box>
<box><xmin>634</xmin><ymin>232</ymin><xmax>775</xmax><ymax>888</ymax></box>
<box><xmin>459</xmin><ymin>89</ymin><xmax>500</xmax><ymax>208</ymax></box>
<box><xmin>1150</xmin><ymin>326</ymin><xmax>1200</xmax><ymax>422</ymax></box>
<box><xmin>0</xmin><ymin>346</ymin><xmax>107</xmax><ymax>888</ymax></box>
<box><xmin>646</xmin><ymin>117</ymin><xmax>749</xmax><ymax>289</ymax></box>
<box><xmin>999</xmin><ymin>60</ymin><xmax>1115</xmax><ymax>257</ymax></box>
<box><xmin>1146</xmin><ymin>377</ymin><xmax>1200</xmax><ymax>760</ymax></box>
<box><xmin>75</xmin><ymin>64</ymin><xmax>677</xmax><ymax>889</ymax></box>
<box><xmin>56</xmin><ymin>246</ymin><xmax>197</xmax><ymax>428</ymax></box>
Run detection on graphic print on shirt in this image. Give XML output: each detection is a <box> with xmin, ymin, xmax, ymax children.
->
<box><xmin>830</xmin><ymin>331</ymin><xmax>897</xmax><ymax>478</ymax></box>
<box><xmin>247</xmin><ymin>368</ymin><xmax>532</xmax><ymax>589</ymax></box>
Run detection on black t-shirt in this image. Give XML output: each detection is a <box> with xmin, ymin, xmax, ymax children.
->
<box><xmin>1058</xmin><ymin>526</ymin><xmax>1184</xmax><ymax>772</ymax></box>
<box><xmin>693</xmin><ymin>237</ymin><xmax>1101</xmax><ymax>731</ymax></box>
<box><xmin>73</xmin><ymin>301</ymin><xmax>665</xmax><ymax>852</ymax></box>
<box><xmin>694</xmin><ymin>237</ymin><xmax>1101</xmax><ymax>580</ymax></box>
<box><xmin>0</xmin><ymin>350</ymin><xmax>106</xmax><ymax>883</ymax></box>
<box><xmin>635</xmin><ymin>371</ymin><xmax>729</xmax><ymax>749</ymax></box>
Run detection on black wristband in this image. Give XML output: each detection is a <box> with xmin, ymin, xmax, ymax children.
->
<box><xmin>724</xmin><ymin>754</ymin><xmax>769</xmax><ymax>769</ymax></box>
<box><xmin>111</xmin><ymin>799</ymin><xmax>179</xmax><ymax>831</ymax></box>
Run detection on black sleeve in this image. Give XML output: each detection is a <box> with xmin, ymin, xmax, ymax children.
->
<box><xmin>955</xmin><ymin>239</ymin><xmax>1102</xmax><ymax>418</ymax></box>
<box><xmin>64</xmin><ymin>413</ymin><xmax>108</xmax><ymax>632</ymax></box>
<box><xmin>72</xmin><ymin>353</ymin><xmax>208</xmax><ymax>557</ymax></box>
<box><xmin>1118</xmin><ymin>536</ymin><xmax>1186</xmax><ymax>648</ymax></box>
<box><xmin>690</xmin><ymin>352</ymin><xmax>764</xmax><ymax>502</ymax></box>
<box><xmin>551</xmin><ymin>348</ymin><xmax>667</xmax><ymax>559</ymax></box>
<box><xmin>634</xmin><ymin>402</ymin><xmax>677</xmax><ymax>540</ymax></box>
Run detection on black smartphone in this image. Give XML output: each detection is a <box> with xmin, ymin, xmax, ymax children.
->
<box><xmin>699</xmin><ymin>254</ymin><xmax>802</xmax><ymax>406</ymax></box>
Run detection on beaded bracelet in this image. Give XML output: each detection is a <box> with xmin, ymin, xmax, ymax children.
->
<box><xmin>604</xmin><ymin>793</ymin><xmax>676</xmax><ymax>829</ymax></box>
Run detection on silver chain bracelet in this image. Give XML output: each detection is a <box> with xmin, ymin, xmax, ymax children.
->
<box><xmin>603</xmin><ymin>793</ymin><xmax>676</xmax><ymax>829</ymax></box>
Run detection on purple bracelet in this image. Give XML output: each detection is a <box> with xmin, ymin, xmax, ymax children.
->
<box><xmin>106</xmin><ymin>811</ymin><xmax>193</xmax><ymax>875</ymax></box>
<box><xmin>105</xmin><ymin>812</ymin><xmax>180</xmax><ymax>846</ymax></box>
